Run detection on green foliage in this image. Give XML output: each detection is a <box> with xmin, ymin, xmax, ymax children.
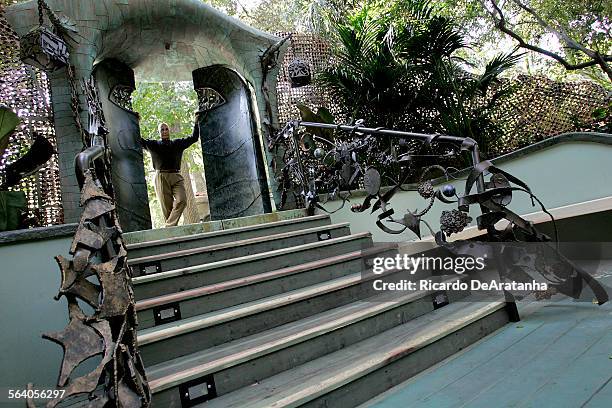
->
<box><xmin>587</xmin><ymin>102</ymin><xmax>612</xmax><ymax>133</ymax></box>
<box><xmin>132</xmin><ymin>81</ymin><xmax>202</xmax><ymax>170</ymax></box>
<box><xmin>0</xmin><ymin>105</ymin><xmax>20</xmax><ymax>159</ymax></box>
<box><xmin>441</xmin><ymin>0</ymin><xmax>611</xmax><ymax>85</ymax></box>
<box><xmin>503</xmin><ymin>0</ymin><xmax>610</xmax><ymax>53</ymax></box>
<box><xmin>201</xmin><ymin>0</ymin><xmax>240</xmax><ymax>16</ymax></box>
<box><xmin>242</xmin><ymin>0</ymin><xmax>308</xmax><ymax>32</ymax></box>
<box><xmin>296</xmin><ymin>103</ymin><xmax>336</xmax><ymax>142</ymax></box>
<box><xmin>318</xmin><ymin>0</ymin><xmax>518</xmax><ymax>155</ymax></box>
<box><xmin>200</xmin><ymin>0</ymin><xmax>609</xmax><ymax>83</ymax></box>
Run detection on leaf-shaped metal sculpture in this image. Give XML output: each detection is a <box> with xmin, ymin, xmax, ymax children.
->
<box><xmin>80</xmin><ymin>197</ymin><xmax>114</xmax><ymax>222</ymax></box>
<box><xmin>0</xmin><ymin>133</ymin><xmax>55</xmax><ymax>190</ymax></box>
<box><xmin>93</xmin><ymin>261</ymin><xmax>131</xmax><ymax>318</ymax></box>
<box><xmin>340</xmin><ymin>163</ymin><xmax>352</xmax><ymax>186</ymax></box>
<box><xmin>70</xmin><ymin>227</ymin><xmax>107</xmax><ymax>253</ymax></box>
<box><xmin>363</xmin><ymin>167</ymin><xmax>381</xmax><ymax>196</ymax></box>
<box><xmin>43</xmin><ymin>317</ymin><xmax>105</xmax><ymax>387</ymax></box>
<box><xmin>401</xmin><ymin>211</ymin><xmax>422</xmax><ymax>239</ymax></box>
<box><xmin>55</xmin><ymin>257</ymin><xmax>101</xmax><ymax>309</ymax></box>
<box><xmin>37</xmin><ymin>170</ymin><xmax>151</xmax><ymax>408</ymax></box>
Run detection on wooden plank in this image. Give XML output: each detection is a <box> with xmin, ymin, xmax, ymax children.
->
<box><xmin>137</xmin><ymin>272</ymin><xmax>365</xmax><ymax>345</ymax></box>
<box><xmin>362</xmin><ymin>319</ymin><xmax>544</xmax><ymax>408</ymax></box>
<box><xmin>367</xmin><ymin>301</ymin><xmax>606</xmax><ymax>408</ymax></box>
<box><xmin>203</xmin><ymin>301</ymin><xmax>505</xmax><ymax>408</ymax></box>
<box><xmin>135</xmin><ymin>249</ymin><xmax>372</xmax><ymax>311</ymax></box>
<box><xmin>404</xmin><ymin>304</ymin><xmax>599</xmax><ymax>407</ymax></box>
<box><xmin>131</xmin><ymin>232</ymin><xmax>371</xmax><ymax>285</ymax></box>
<box><xmin>126</xmin><ymin>214</ymin><xmax>329</xmax><ymax>250</ymax></box>
<box><xmin>519</xmin><ymin>320</ymin><xmax>612</xmax><ymax>407</ymax></box>
<box><xmin>146</xmin><ymin>279</ymin><xmax>458</xmax><ymax>392</ymax></box>
<box><xmin>129</xmin><ymin>222</ymin><xmax>350</xmax><ymax>264</ymax></box>
<box><xmin>583</xmin><ymin>375</ymin><xmax>612</xmax><ymax>408</ymax></box>
<box><xmin>459</xmin><ymin>305</ymin><xmax>611</xmax><ymax>408</ymax></box>
<box><xmin>123</xmin><ymin>209</ymin><xmax>308</xmax><ymax>245</ymax></box>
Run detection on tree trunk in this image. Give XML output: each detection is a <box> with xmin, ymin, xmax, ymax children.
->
<box><xmin>180</xmin><ymin>158</ymin><xmax>200</xmax><ymax>224</ymax></box>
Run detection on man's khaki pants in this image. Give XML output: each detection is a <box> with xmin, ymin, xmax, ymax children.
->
<box><xmin>154</xmin><ymin>171</ymin><xmax>187</xmax><ymax>227</ymax></box>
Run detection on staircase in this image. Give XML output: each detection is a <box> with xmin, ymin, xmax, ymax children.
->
<box><xmin>125</xmin><ymin>211</ymin><xmax>513</xmax><ymax>408</ymax></box>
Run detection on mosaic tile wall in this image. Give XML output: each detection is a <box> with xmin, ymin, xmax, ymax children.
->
<box><xmin>0</xmin><ymin>3</ymin><xmax>63</xmax><ymax>226</ymax></box>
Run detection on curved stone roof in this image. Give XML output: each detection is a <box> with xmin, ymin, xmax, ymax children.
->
<box><xmin>5</xmin><ymin>0</ymin><xmax>282</xmax><ymax>82</ymax></box>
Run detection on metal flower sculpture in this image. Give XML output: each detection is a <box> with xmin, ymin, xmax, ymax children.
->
<box><xmin>271</xmin><ymin>119</ymin><xmax>609</xmax><ymax>306</ymax></box>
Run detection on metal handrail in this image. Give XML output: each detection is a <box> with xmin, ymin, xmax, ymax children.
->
<box><xmin>290</xmin><ymin>120</ymin><xmax>485</xmax><ymax>193</ymax></box>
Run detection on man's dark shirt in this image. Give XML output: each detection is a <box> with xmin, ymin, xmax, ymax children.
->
<box><xmin>141</xmin><ymin>124</ymin><xmax>200</xmax><ymax>171</ymax></box>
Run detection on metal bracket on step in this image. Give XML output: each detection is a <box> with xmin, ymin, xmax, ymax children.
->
<box><xmin>179</xmin><ymin>374</ymin><xmax>217</xmax><ymax>407</ymax></box>
<box><xmin>432</xmin><ymin>291</ymin><xmax>449</xmax><ymax>309</ymax></box>
<box><xmin>153</xmin><ymin>302</ymin><xmax>182</xmax><ymax>326</ymax></box>
<box><xmin>317</xmin><ymin>230</ymin><xmax>332</xmax><ymax>241</ymax></box>
<box><xmin>139</xmin><ymin>261</ymin><xmax>161</xmax><ymax>276</ymax></box>
<box><xmin>504</xmin><ymin>290</ymin><xmax>521</xmax><ymax>322</ymax></box>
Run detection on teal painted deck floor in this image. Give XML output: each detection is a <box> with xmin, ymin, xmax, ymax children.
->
<box><xmin>362</xmin><ymin>281</ymin><xmax>612</xmax><ymax>408</ymax></box>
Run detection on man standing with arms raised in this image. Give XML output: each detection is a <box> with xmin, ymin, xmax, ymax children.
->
<box><xmin>141</xmin><ymin>117</ymin><xmax>201</xmax><ymax>227</ymax></box>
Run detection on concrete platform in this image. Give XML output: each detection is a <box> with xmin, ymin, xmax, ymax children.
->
<box><xmin>361</xmin><ymin>273</ymin><xmax>612</xmax><ymax>408</ymax></box>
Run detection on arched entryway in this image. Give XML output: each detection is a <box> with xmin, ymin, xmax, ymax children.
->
<box><xmin>5</xmin><ymin>0</ymin><xmax>288</xmax><ymax>230</ymax></box>
<box><xmin>92</xmin><ymin>60</ymin><xmax>273</xmax><ymax>230</ymax></box>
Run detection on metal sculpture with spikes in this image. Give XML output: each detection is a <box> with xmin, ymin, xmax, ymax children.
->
<box><xmin>25</xmin><ymin>73</ymin><xmax>150</xmax><ymax>407</ymax></box>
<box><xmin>272</xmin><ymin>119</ymin><xmax>609</xmax><ymax>306</ymax></box>
<box><xmin>19</xmin><ymin>2</ymin><xmax>150</xmax><ymax>402</ymax></box>
<box><xmin>31</xmin><ymin>171</ymin><xmax>151</xmax><ymax>408</ymax></box>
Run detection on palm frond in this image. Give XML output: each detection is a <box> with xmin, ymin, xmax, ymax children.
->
<box><xmin>477</xmin><ymin>51</ymin><xmax>524</xmax><ymax>93</ymax></box>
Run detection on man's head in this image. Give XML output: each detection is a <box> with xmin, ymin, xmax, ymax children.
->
<box><xmin>158</xmin><ymin>122</ymin><xmax>170</xmax><ymax>140</ymax></box>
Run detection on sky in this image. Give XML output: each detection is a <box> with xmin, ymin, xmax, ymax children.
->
<box><xmin>239</xmin><ymin>0</ymin><xmax>263</xmax><ymax>11</ymax></box>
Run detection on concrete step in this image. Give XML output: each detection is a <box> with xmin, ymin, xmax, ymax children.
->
<box><xmin>137</xmin><ymin>264</ymin><xmax>394</xmax><ymax>367</ymax></box>
<box><xmin>146</xmin><ymin>277</ymin><xmax>470</xmax><ymax>407</ymax></box>
<box><xmin>123</xmin><ymin>209</ymin><xmax>310</xmax><ymax>245</ymax></box>
<box><xmin>199</xmin><ymin>300</ymin><xmax>510</xmax><ymax>408</ymax></box>
<box><xmin>129</xmin><ymin>222</ymin><xmax>351</xmax><ymax>275</ymax></box>
<box><xmin>132</xmin><ymin>232</ymin><xmax>373</xmax><ymax>300</ymax></box>
<box><xmin>126</xmin><ymin>214</ymin><xmax>331</xmax><ymax>259</ymax></box>
<box><xmin>135</xmin><ymin>245</ymin><xmax>396</xmax><ymax>330</ymax></box>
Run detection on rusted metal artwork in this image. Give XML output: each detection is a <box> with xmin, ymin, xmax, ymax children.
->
<box><xmin>17</xmin><ymin>2</ymin><xmax>151</xmax><ymax>404</ymax></box>
<box><xmin>35</xmin><ymin>171</ymin><xmax>151</xmax><ymax>408</ymax></box>
<box><xmin>273</xmin><ymin>120</ymin><xmax>609</xmax><ymax>306</ymax></box>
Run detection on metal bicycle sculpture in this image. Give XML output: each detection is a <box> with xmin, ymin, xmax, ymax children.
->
<box><xmin>271</xmin><ymin>119</ymin><xmax>609</xmax><ymax>306</ymax></box>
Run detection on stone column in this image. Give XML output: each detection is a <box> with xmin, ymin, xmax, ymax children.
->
<box><xmin>48</xmin><ymin>67</ymin><xmax>89</xmax><ymax>223</ymax></box>
<box><xmin>193</xmin><ymin>66</ymin><xmax>272</xmax><ymax>220</ymax></box>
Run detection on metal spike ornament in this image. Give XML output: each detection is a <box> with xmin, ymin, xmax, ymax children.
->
<box><xmin>38</xmin><ymin>171</ymin><xmax>151</xmax><ymax>408</ymax></box>
<box><xmin>26</xmin><ymin>72</ymin><xmax>150</xmax><ymax>406</ymax></box>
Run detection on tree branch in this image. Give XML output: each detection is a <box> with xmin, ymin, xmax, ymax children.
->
<box><xmin>509</xmin><ymin>0</ymin><xmax>591</xmax><ymax>55</ymax></box>
<box><xmin>482</xmin><ymin>0</ymin><xmax>612</xmax><ymax>81</ymax></box>
<box><xmin>235</xmin><ymin>0</ymin><xmax>253</xmax><ymax>19</ymax></box>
